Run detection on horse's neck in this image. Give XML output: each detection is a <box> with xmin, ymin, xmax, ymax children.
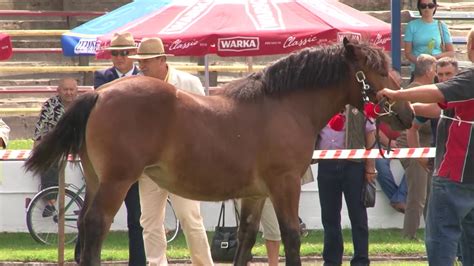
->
<box><xmin>284</xmin><ymin>87</ymin><xmax>349</xmax><ymax>132</ymax></box>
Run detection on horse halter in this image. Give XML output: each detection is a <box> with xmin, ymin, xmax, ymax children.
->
<box><xmin>355</xmin><ymin>70</ymin><xmax>396</xmax><ymax>118</ymax></box>
<box><xmin>355</xmin><ymin>70</ymin><xmax>398</xmax><ymax>157</ymax></box>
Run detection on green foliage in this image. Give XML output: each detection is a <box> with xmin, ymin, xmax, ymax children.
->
<box><xmin>7</xmin><ymin>139</ymin><xmax>33</xmax><ymax>150</ymax></box>
<box><xmin>0</xmin><ymin>229</ymin><xmax>427</xmax><ymax>263</ymax></box>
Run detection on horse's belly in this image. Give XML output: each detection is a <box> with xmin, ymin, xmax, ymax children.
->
<box><xmin>143</xmin><ymin>164</ymin><xmax>267</xmax><ymax>201</ymax></box>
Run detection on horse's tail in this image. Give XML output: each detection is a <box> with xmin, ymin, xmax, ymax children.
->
<box><xmin>24</xmin><ymin>92</ymin><xmax>99</xmax><ymax>177</ymax></box>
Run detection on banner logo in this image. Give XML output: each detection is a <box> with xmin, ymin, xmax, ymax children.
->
<box><xmin>169</xmin><ymin>39</ymin><xmax>200</xmax><ymax>51</ymax></box>
<box><xmin>218</xmin><ymin>37</ymin><xmax>259</xmax><ymax>52</ymax></box>
<box><xmin>337</xmin><ymin>32</ymin><xmax>361</xmax><ymax>43</ymax></box>
<box><xmin>74</xmin><ymin>38</ymin><xmax>99</xmax><ymax>54</ymax></box>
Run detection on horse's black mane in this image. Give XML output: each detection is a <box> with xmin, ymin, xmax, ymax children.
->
<box><xmin>222</xmin><ymin>42</ymin><xmax>389</xmax><ymax>100</ymax></box>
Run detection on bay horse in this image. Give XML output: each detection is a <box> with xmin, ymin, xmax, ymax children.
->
<box><xmin>25</xmin><ymin>38</ymin><xmax>413</xmax><ymax>266</ymax></box>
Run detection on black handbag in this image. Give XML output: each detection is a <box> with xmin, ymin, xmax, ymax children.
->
<box><xmin>362</xmin><ymin>180</ymin><xmax>376</xmax><ymax>208</ymax></box>
<box><xmin>210</xmin><ymin>201</ymin><xmax>239</xmax><ymax>262</ymax></box>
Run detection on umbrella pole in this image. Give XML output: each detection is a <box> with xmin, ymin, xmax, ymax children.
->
<box><xmin>204</xmin><ymin>54</ymin><xmax>210</xmax><ymax>95</ymax></box>
<box><xmin>246</xmin><ymin>56</ymin><xmax>253</xmax><ymax>73</ymax></box>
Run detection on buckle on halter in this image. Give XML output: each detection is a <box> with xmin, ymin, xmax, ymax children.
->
<box><xmin>355</xmin><ymin>71</ymin><xmax>366</xmax><ymax>83</ymax></box>
<box><xmin>221</xmin><ymin>242</ymin><xmax>229</xmax><ymax>249</ymax></box>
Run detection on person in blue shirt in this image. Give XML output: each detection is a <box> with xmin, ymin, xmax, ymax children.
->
<box><xmin>404</xmin><ymin>0</ymin><xmax>454</xmax><ymax>75</ymax></box>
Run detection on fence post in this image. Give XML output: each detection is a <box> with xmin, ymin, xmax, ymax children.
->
<box><xmin>197</xmin><ymin>56</ymin><xmax>217</xmax><ymax>88</ymax></box>
<box><xmin>79</xmin><ymin>56</ymin><xmax>93</xmax><ymax>85</ymax></box>
<box><xmin>57</xmin><ymin>160</ymin><xmax>66</xmax><ymax>266</ymax></box>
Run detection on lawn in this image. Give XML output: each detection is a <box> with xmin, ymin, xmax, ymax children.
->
<box><xmin>6</xmin><ymin>139</ymin><xmax>34</xmax><ymax>150</ymax></box>
<box><xmin>0</xmin><ymin>229</ymin><xmax>427</xmax><ymax>263</ymax></box>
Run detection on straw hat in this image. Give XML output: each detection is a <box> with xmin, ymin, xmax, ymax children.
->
<box><xmin>128</xmin><ymin>38</ymin><xmax>173</xmax><ymax>59</ymax></box>
<box><xmin>105</xmin><ymin>32</ymin><xmax>137</xmax><ymax>50</ymax></box>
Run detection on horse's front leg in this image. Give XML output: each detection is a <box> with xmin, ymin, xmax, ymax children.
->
<box><xmin>271</xmin><ymin>180</ymin><xmax>302</xmax><ymax>266</ymax></box>
<box><xmin>234</xmin><ymin>197</ymin><xmax>265</xmax><ymax>266</ymax></box>
<box><xmin>80</xmin><ymin>179</ymin><xmax>131</xmax><ymax>266</ymax></box>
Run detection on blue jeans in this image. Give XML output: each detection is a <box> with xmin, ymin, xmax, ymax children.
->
<box><xmin>425</xmin><ymin>176</ymin><xmax>474</xmax><ymax>266</ymax></box>
<box><xmin>375</xmin><ymin>159</ymin><xmax>407</xmax><ymax>204</ymax></box>
<box><xmin>318</xmin><ymin>160</ymin><xmax>369</xmax><ymax>266</ymax></box>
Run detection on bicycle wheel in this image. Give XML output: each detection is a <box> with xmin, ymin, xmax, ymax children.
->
<box><xmin>26</xmin><ymin>186</ymin><xmax>84</xmax><ymax>245</ymax></box>
<box><xmin>164</xmin><ymin>198</ymin><xmax>180</xmax><ymax>243</ymax></box>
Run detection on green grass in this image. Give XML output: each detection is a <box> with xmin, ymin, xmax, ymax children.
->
<box><xmin>7</xmin><ymin>139</ymin><xmax>33</xmax><ymax>150</ymax></box>
<box><xmin>0</xmin><ymin>229</ymin><xmax>427</xmax><ymax>262</ymax></box>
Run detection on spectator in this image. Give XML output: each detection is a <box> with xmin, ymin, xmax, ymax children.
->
<box><xmin>0</xmin><ymin>118</ymin><xmax>10</xmax><ymax>148</ymax></box>
<box><xmin>467</xmin><ymin>27</ymin><xmax>474</xmax><ymax>63</ymax></box>
<box><xmin>407</xmin><ymin>57</ymin><xmax>459</xmax><ymax>170</ymax></box>
<box><xmin>375</xmin><ymin>129</ymin><xmax>407</xmax><ymax>213</ymax></box>
<box><xmin>94</xmin><ymin>32</ymin><xmax>139</xmax><ymax>88</ymax></box>
<box><xmin>236</xmin><ymin>167</ymin><xmax>312</xmax><ymax>266</ymax></box>
<box><xmin>377</xmin><ymin>66</ymin><xmax>474</xmax><ymax>266</ymax></box>
<box><xmin>33</xmin><ymin>77</ymin><xmax>78</xmax><ymax>217</ymax></box>
<box><xmin>404</xmin><ymin>0</ymin><xmax>454</xmax><ymax>78</ymax></box>
<box><xmin>370</xmin><ymin>71</ymin><xmax>407</xmax><ymax>214</ymax></box>
<box><xmin>128</xmin><ymin>37</ymin><xmax>213</xmax><ymax>266</ymax></box>
<box><xmin>410</xmin><ymin>56</ymin><xmax>462</xmax><ymax>264</ymax></box>
<box><xmin>411</xmin><ymin>57</ymin><xmax>459</xmax><ymax>119</ymax></box>
<box><xmin>316</xmin><ymin>105</ymin><xmax>376</xmax><ymax>266</ymax></box>
<box><xmin>74</xmin><ymin>32</ymin><xmax>145</xmax><ymax>266</ymax></box>
<box><xmin>397</xmin><ymin>54</ymin><xmax>437</xmax><ymax>240</ymax></box>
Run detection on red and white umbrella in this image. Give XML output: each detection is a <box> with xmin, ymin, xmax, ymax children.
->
<box><xmin>96</xmin><ymin>0</ymin><xmax>391</xmax><ymax>57</ymax></box>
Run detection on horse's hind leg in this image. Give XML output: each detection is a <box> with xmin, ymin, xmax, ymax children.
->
<box><xmin>80</xmin><ymin>179</ymin><xmax>131</xmax><ymax>266</ymax></box>
<box><xmin>234</xmin><ymin>197</ymin><xmax>265</xmax><ymax>266</ymax></box>
<box><xmin>75</xmin><ymin>152</ymin><xmax>99</xmax><ymax>263</ymax></box>
<box><xmin>271</xmin><ymin>183</ymin><xmax>302</xmax><ymax>266</ymax></box>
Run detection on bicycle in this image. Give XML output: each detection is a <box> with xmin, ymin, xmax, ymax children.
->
<box><xmin>25</xmin><ymin>174</ymin><xmax>180</xmax><ymax>245</ymax></box>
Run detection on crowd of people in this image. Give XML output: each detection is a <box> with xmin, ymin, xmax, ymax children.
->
<box><xmin>2</xmin><ymin>0</ymin><xmax>474</xmax><ymax>265</ymax></box>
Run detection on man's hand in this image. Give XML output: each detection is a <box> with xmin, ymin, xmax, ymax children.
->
<box><xmin>417</xmin><ymin>158</ymin><xmax>433</xmax><ymax>173</ymax></box>
<box><xmin>377</xmin><ymin>88</ymin><xmax>399</xmax><ymax>102</ymax></box>
<box><xmin>365</xmin><ymin>171</ymin><xmax>377</xmax><ymax>183</ymax></box>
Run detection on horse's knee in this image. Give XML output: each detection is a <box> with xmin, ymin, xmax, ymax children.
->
<box><xmin>84</xmin><ymin>209</ymin><xmax>105</xmax><ymax>237</ymax></box>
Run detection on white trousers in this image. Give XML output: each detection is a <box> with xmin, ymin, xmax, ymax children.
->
<box><xmin>139</xmin><ymin>175</ymin><xmax>214</xmax><ymax>266</ymax></box>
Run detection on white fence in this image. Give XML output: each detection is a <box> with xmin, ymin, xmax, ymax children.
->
<box><xmin>0</xmin><ymin>160</ymin><xmax>411</xmax><ymax>232</ymax></box>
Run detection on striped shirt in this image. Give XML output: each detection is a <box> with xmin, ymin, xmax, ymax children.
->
<box><xmin>33</xmin><ymin>95</ymin><xmax>65</xmax><ymax>141</ymax></box>
<box><xmin>435</xmin><ymin>68</ymin><xmax>474</xmax><ymax>183</ymax></box>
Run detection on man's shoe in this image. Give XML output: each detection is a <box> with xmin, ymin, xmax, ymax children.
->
<box><xmin>42</xmin><ymin>204</ymin><xmax>56</xmax><ymax>218</ymax></box>
<box><xmin>390</xmin><ymin>202</ymin><xmax>406</xmax><ymax>214</ymax></box>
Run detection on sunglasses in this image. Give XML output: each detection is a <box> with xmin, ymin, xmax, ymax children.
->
<box><xmin>419</xmin><ymin>3</ymin><xmax>436</xmax><ymax>9</ymax></box>
<box><xmin>111</xmin><ymin>50</ymin><xmax>131</xmax><ymax>57</ymax></box>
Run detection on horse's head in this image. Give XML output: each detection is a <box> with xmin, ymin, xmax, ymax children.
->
<box><xmin>343</xmin><ymin>38</ymin><xmax>414</xmax><ymax>130</ymax></box>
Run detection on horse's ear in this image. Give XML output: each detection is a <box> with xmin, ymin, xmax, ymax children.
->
<box><xmin>343</xmin><ymin>37</ymin><xmax>350</xmax><ymax>47</ymax></box>
<box><xmin>343</xmin><ymin>38</ymin><xmax>356</xmax><ymax>59</ymax></box>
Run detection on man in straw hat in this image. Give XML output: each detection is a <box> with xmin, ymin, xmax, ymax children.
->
<box><xmin>94</xmin><ymin>32</ymin><xmax>140</xmax><ymax>88</ymax></box>
<box><xmin>74</xmin><ymin>32</ymin><xmax>146</xmax><ymax>266</ymax></box>
<box><xmin>129</xmin><ymin>37</ymin><xmax>213</xmax><ymax>265</ymax></box>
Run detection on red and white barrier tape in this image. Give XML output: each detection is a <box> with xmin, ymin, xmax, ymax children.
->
<box><xmin>0</xmin><ymin>150</ymin><xmax>76</xmax><ymax>161</ymax></box>
<box><xmin>0</xmin><ymin>148</ymin><xmax>436</xmax><ymax>161</ymax></box>
<box><xmin>0</xmin><ymin>150</ymin><xmax>31</xmax><ymax>160</ymax></box>
<box><xmin>313</xmin><ymin>147</ymin><xmax>435</xmax><ymax>159</ymax></box>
